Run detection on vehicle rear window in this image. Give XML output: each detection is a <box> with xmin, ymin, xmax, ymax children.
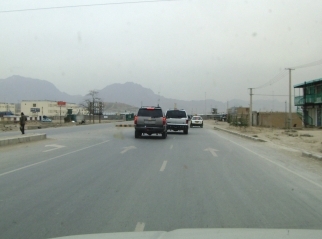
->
<box><xmin>137</xmin><ymin>108</ymin><xmax>163</xmax><ymax>117</ymax></box>
<box><xmin>166</xmin><ymin>110</ymin><xmax>187</xmax><ymax>118</ymax></box>
<box><xmin>192</xmin><ymin>117</ymin><xmax>201</xmax><ymax>120</ymax></box>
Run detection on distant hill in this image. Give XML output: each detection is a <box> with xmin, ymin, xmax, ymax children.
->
<box><xmin>0</xmin><ymin>75</ymin><xmax>83</xmax><ymax>103</ymax></box>
<box><xmin>1</xmin><ymin>75</ymin><xmax>290</xmax><ymax>113</ymax></box>
<box><xmin>97</xmin><ymin>82</ymin><xmax>289</xmax><ymax>113</ymax></box>
<box><xmin>103</xmin><ymin>102</ymin><xmax>139</xmax><ymax>113</ymax></box>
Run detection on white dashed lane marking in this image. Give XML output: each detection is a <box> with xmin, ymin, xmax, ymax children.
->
<box><xmin>134</xmin><ymin>222</ymin><xmax>145</xmax><ymax>232</ymax></box>
<box><xmin>160</xmin><ymin>161</ymin><xmax>167</xmax><ymax>172</ymax></box>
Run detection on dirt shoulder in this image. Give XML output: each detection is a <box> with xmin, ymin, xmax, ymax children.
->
<box><xmin>204</xmin><ymin>120</ymin><xmax>322</xmax><ymax>155</ymax></box>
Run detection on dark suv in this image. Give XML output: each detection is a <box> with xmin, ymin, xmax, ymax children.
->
<box><xmin>134</xmin><ymin>106</ymin><xmax>167</xmax><ymax>139</ymax></box>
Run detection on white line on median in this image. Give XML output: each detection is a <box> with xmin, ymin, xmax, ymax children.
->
<box><xmin>43</xmin><ymin>144</ymin><xmax>65</xmax><ymax>152</ymax></box>
<box><xmin>120</xmin><ymin>146</ymin><xmax>136</xmax><ymax>154</ymax></box>
<box><xmin>134</xmin><ymin>222</ymin><xmax>145</xmax><ymax>232</ymax></box>
<box><xmin>170</xmin><ymin>144</ymin><xmax>173</xmax><ymax>149</ymax></box>
<box><xmin>160</xmin><ymin>160</ymin><xmax>167</xmax><ymax>172</ymax></box>
<box><xmin>0</xmin><ymin>140</ymin><xmax>110</xmax><ymax>178</ymax></box>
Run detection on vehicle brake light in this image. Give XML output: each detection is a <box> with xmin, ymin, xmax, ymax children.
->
<box><xmin>186</xmin><ymin>119</ymin><xmax>188</xmax><ymax>124</ymax></box>
<box><xmin>163</xmin><ymin>117</ymin><xmax>166</xmax><ymax>125</ymax></box>
<box><xmin>134</xmin><ymin>116</ymin><xmax>138</xmax><ymax>124</ymax></box>
<box><xmin>147</xmin><ymin>107</ymin><xmax>154</xmax><ymax>110</ymax></box>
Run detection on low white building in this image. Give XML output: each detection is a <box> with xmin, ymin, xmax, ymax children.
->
<box><xmin>0</xmin><ymin>102</ymin><xmax>16</xmax><ymax>114</ymax></box>
<box><xmin>20</xmin><ymin>100</ymin><xmax>81</xmax><ymax>118</ymax></box>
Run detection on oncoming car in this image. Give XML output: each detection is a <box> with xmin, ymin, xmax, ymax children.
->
<box><xmin>41</xmin><ymin>118</ymin><xmax>52</xmax><ymax>122</ymax></box>
<box><xmin>190</xmin><ymin>116</ymin><xmax>203</xmax><ymax>128</ymax></box>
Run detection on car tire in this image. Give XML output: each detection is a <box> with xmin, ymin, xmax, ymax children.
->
<box><xmin>201</xmin><ymin>124</ymin><xmax>203</xmax><ymax>128</ymax></box>
<box><xmin>162</xmin><ymin>131</ymin><xmax>167</xmax><ymax>139</ymax></box>
<box><xmin>190</xmin><ymin>124</ymin><xmax>192</xmax><ymax>128</ymax></box>
<box><xmin>135</xmin><ymin>130</ymin><xmax>140</xmax><ymax>138</ymax></box>
<box><xmin>184</xmin><ymin>128</ymin><xmax>188</xmax><ymax>134</ymax></box>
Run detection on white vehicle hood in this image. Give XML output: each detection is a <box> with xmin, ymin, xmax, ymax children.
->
<box><xmin>50</xmin><ymin>228</ymin><xmax>322</xmax><ymax>239</ymax></box>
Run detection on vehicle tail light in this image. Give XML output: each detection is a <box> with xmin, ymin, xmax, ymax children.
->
<box><xmin>134</xmin><ymin>116</ymin><xmax>138</xmax><ymax>124</ymax></box>
<box><xmin>163</xmin><ymin>117</ymin><xmax>166</xmax><ymax>125</ymax></box>
<box><xmin>186</xmin><ymin>119</ymin><xmax>188</xmax><ymax>124</ymax></box>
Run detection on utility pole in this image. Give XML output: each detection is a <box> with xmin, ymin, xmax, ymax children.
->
<box><xmin>285</xmin><ymin>101</ymin><xmax>287</xmax><ymax>129</ymax></box>
<box><xmin>205</xmin><ymin>92</ymin><xmax>206</xmax><ymax>115</ymax></box>
<box><xmin>286</xmin><ymin>68</ymin><xmax>295</xmax><ymax>128</ymax></box>
<box><xmin>227</xmin><ymin>101</ymin><xmax>229</xmax><ymax>113</ymax></box>
<box><xmin>249</xmin><ymin>88</ymin><xmax>253</xmax><ymax>127</ymax></box>
<box><xmin>158</xmin><ymin>91</ymin><xmax>160</xmax><ymax>106</ymax></box>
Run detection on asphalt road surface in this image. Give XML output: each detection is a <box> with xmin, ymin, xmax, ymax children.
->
<box><xmin>1</xmin><ymin>122</ymin><xmax>322</xmax><ymax>239</ymax></box>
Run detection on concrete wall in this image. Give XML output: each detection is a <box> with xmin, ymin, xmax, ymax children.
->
<box><xmin>0</xmin><ymin>116</ymin><xmax>39</xmax><ymax>122</ymax></box>
<box><xmin>254</xmin><ymin>112</ymin><xmax>302</xmax><ymax>128</ymax></box>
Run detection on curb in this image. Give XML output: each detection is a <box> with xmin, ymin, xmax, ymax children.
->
<box><xmin>213</xmin><ymin>126</ymin><xmax>266</xmax><ymax>142</ymax></box>
<box><xmin>0</xmin><ymin>133</ymin><xmax>47</xmax><ymax>147</ymax></box>
<box><xmin>302</xmin><ymin>151</ymin><xmax>322</xmax><ymax>161</ymax></box>
<box><xmin>115</xmin><ymin>124</ymin><xmax>135</xmax><ymax>127</ymax></box>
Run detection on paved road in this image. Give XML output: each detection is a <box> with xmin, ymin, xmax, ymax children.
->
<box><xmin>1</xmin><ymin>122</ymin><xmax>322</xmax><ymax>239</ymax></box>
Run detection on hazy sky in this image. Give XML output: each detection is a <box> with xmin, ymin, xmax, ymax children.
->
<box><xmin>1</xmin><ymin>0</ymin><xmax>322</xmax><ymax>103</ymax></box>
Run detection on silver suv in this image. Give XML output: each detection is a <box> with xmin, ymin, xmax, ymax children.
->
<box><xmin>134</xmin><ymin>106</ymin><xmax>167</xmax><ymax>139</ymax></box>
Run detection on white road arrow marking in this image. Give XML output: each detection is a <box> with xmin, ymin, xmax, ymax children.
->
<box><xmin>204</xmin><ymin>148</ymin><xmax>219</xmax><ymax>157</ymax></box>
<box><xmin>43</xmin><ymin>144</ymin><xmax>66</xmax><ymax>152</ymax></box>
<box><xmin>121</xmin><ymin>146</ymin><xmax>136</xmax><ymax>154</ymax></box>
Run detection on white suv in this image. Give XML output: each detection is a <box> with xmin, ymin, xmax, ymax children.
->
<box><xmin>165</xmin><ymin>109</ymin><xmax>189</xmax><ymax>134</ymax></box>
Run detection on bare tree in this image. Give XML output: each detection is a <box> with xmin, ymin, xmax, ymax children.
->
<box><xmin>86</xmin><ymin>90</ymin><xmax>101</xmax><ymax>124</ymax></box>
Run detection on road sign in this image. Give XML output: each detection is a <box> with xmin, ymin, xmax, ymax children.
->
<box><xmin>57</xmin><ymin>101</ymin><xmax>66</xmax><ymax>106</ymax></box>
<box><xmin>30</xmin><ymin>108</ymin><xmax>40</xmax><ymax>113</ymax></box>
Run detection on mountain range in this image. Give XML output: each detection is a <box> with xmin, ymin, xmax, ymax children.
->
<box><xmin>1</xmin><ymin>75</ymin><xmax>289</xmax><ymax>113</ymax></box>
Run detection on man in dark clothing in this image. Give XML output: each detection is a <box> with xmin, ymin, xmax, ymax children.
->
<box><xmin>19</xmin><ymin>112</ymin><xmax>27</xmax><ymax>134</ymax></box>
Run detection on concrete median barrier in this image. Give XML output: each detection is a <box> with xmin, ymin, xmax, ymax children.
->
<box><xmin>0</xmin><ymin>133</ymin><xmax>46</xmax><ymax>147</ymax></box>
<box><xmin>115</xmin><ymin>124</ymin><xmax>135</xmax><ymax>127</ymax></box>
<box><xmin>213</xmin><ymin>126</ymin><xmax>266</xmax><ymax>142</ymax></box>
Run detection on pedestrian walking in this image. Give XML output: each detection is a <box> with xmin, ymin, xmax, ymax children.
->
<box><xmin>19</xmin><ymin>112</ymin><xmax>27</xmax><ymax>134</ymax></box>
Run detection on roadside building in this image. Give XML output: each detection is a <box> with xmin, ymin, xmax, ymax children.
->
<box><xmin>0</xmin><ymin>102</ymin><xmax>16</xmax><ymax>114</ymax></box>
<box><xmin>20</xmin><ymin>100</ymin><xmax>81</xmax><ymax>119</ymax></box>
<box><xmin>294</xmin><ymin>78</ymin><xmax>322</xmax><ymax>127</ymax></box>
<box><xmin>227</xmin><ymin>106</ymin><xmax>249</xmax><ymax>125</ymax></box>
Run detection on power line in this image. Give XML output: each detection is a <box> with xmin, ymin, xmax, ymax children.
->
<box><xmin>254</xmin><ymin>58</ymin><xmax>322</xmax><ymax>90</ymax></box>
<box><xmin>291</xmin><ymin>58</ymin><xmax>322</xmax><ymax>69</ymax></box>
<box><xmin>254</xmin><ymin>71</ymin><xmax>288</xmax><ymax>89</ymax></box>
<box><xmin>0</xmin><ymin>0</ymin><xmax>178</xmax><ymax>13</ymax></box>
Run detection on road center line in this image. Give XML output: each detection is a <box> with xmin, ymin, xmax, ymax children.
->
<box><xmin>160</xmin><ymin>160</ymin><xmax>167</xmax><ymax>172</ymax></box>
<box><xmin>0</xmin><ymin>140</ymin><xmax>110</xmax><ymax>178</ymax></box>
<box><xmin>170</xmin><ymin>144</ymin><xmax>173</xmax><ymax>149</ymax></box>
<box><xmin>215</xmin><ymin>132</ymin><xmax>322</xmax><ymax>189</ymax></box>
<box><xmin>134</xmin><ymin>222</ymin><xmax>145</xmax><ymax>232</ymax></box>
